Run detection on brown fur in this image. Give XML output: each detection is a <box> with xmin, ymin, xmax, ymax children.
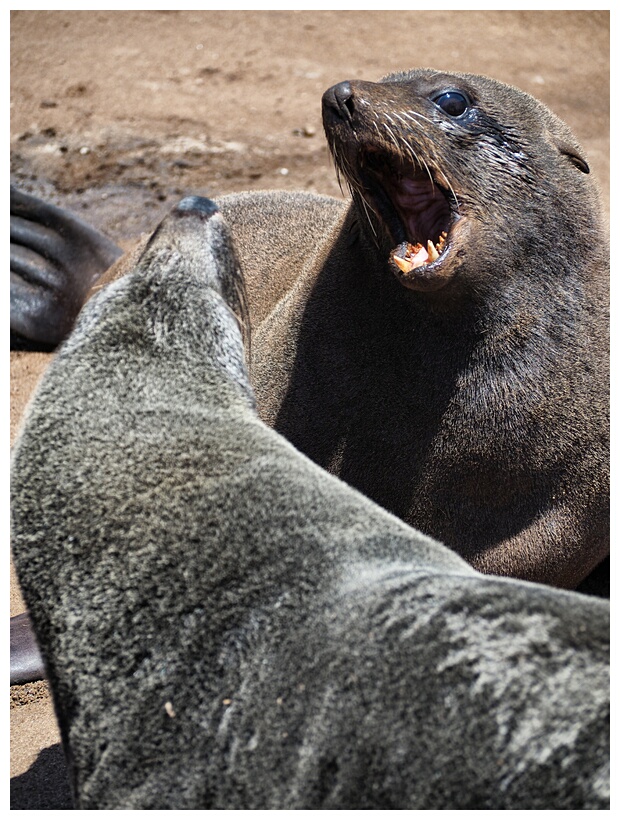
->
<box><xmin>242</xmin><ymin>71</ymin><xmax>608</xmax><ymax>587</ymax></box>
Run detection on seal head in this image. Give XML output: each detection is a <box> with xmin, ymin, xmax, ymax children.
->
<box><xmin>322</xmin><ymin>69</ymin><xmax>597</xmax><ymax>295</ymax></box>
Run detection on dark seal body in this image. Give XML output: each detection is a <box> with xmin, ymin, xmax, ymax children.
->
<box><xmin>11</xmin><ymin>198</ymin><xmax>609</xmax><ymax>809</ymax></box>
<box><xmin>10</xmin><ymin>187</ymin><xmax>122</xmax><ymax>349</ymax></box>
<box><xmin>239</xmin><ymin>70</ymin><xmax>609</xmax><ymax>588</ymax></box>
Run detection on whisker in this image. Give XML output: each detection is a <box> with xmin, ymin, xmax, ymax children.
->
<box><xmin>383</xmin><ymin>123</ymin><xmax>402</xmax><ymax>154</ymax></box>
<box><xmin>401</xmin><ymin>109</ymin><xmax>435</xmax><ymax>128</ymax></box>
<box><xmin>326</xmin><ymin>98</ymin><xmax>460</xmax><ymax>242</ymax></box>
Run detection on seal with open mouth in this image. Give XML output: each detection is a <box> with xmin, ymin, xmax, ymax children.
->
<box><xmin>250</xmin><ymin>69</ymin><xmax>609</xmax><ymax>588</ymax></box>
<box><xmin>321</xmin><ymin>70</ymin><xmax>599</xmax><ymax>297</ymax></box>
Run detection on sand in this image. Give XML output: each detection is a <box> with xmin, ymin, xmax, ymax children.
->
<box><xmin>9</xmin><ymin>9</ymin><xmax>609</xmax><ymax>809</ymax></box>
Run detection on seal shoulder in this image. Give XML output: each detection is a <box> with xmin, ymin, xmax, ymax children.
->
<box><xmin>217</xmin><ymin>191</ymin><xmax>349</xmax><ymax>325</ymax></box>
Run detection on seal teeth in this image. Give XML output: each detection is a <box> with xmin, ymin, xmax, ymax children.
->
<box><xmin>427</xmin><ymin>239</ymin><xmax>439</xmax><ymax>263</ymax></box>
<box><xmin>393</xmin><ymin>245</ymin><xmax>428</xmax><ymax>272</ymax></box>
<box><xmin>393</xmin><ymin>254</ymin><xmax>415</xmax><ymax>273</ymax></box>
<box><xmin>392</xmin><ymin>232</ymin><xmax>447</xmax><ymax>273</ymax></box>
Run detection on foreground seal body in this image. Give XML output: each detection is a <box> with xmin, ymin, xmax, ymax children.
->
<box><xmin>10</xmin><ymin>70</ymin><xmax>609</xmax><ymax>590</ymax></box>
<box><xmin>11</xmin><ymin>199</ymin><xmax>610</xmax><ymax>809</ymax></box>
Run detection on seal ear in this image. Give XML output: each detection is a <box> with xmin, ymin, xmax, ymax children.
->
<box><xmin>553</xmin><ymin>137</ymin><xmax>590</xmax><ymax>174</ymax></box>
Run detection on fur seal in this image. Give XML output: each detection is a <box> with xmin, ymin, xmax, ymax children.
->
<box><xmin>231</xmin><ymin>70</ymin><xmax>607</xmax><ymax>589</ymax></box>
<box><xmin>9</xmin><ymin>70</ymin><xmax>608</xmax><ymax>592</ymax></box>
<box><xmin>11</xmin><ymin>197</ymin><xmax>609</xmax><ymax>810</ymax></box>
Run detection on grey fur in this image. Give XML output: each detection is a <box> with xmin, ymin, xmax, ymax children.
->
<box><xmin>11</xmin><ymin>199</ymin><xmax>609</xmax><ymax>809</ymax></box>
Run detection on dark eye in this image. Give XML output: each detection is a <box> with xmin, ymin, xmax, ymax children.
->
<box><xmin>432</xmin><ymin>91</ymin><xmax>469</xmax><ymax>118</ymax></box>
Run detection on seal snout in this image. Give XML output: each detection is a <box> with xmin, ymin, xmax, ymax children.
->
<box><xmin>138</xmin><ymin>195</ymin><xmax>243</xmax><ymax>312</ymax></box>
<box><xmin>173</xmin><ymin>195</ymin><xmax>220</xmax><ymax>220</ymax></box>
<box><xmin>322</xmin><ymin>81</ymin><xmax>355</xmax><ymax>122</ymax></box>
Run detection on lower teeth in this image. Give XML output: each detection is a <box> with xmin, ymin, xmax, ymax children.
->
<box><xmin>392</xmin><ymin>232</ymin><xmax>447</xmax><ymax>273</ymax></box>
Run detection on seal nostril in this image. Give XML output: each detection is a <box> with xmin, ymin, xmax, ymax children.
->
<box><xmin>323</xmin><ymin>81</ymin><xmax>354</xmax><ymax>122</ymax></box>
<box><xmin>334</xmin><ymin>81</ymin><xmax>354</xmax><ymax>119</ymax></box>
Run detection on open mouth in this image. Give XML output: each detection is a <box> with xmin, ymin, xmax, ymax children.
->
<box><xmin>358</xmin><ymin>151</ymin><xmax>458</xmax><ymax>281</ymax></box>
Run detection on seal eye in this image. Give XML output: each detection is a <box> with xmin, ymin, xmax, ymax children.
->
<box><xmin>432</xmin><ymin>91</ymin><xmax>469</xmax><ymax>118</ymax></box>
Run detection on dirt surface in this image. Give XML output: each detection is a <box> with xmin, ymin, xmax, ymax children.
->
<box><xmin>9</xmin><ymin>9</ymin><xmax>609</xmax><ymax>810</ymax></box>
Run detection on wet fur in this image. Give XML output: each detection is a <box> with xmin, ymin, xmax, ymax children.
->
<box><xmin>11</xmin><ymin>200</ymin><xmax>609</xmax><ymax>809</ymax></box>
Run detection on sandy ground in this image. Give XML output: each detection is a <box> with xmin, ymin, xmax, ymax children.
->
<box><xmin>9</xmin><ymin>9</ymin><xmax>609</xmax><ymax>809</ymax></box>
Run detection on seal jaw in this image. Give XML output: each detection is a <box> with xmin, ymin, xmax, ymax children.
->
<box><xmin>358</xmin><ymin>153</ymin><xmax>461</xmax><ymax>291</ymax></box>
<box><xmin>388</xmin><ymin>218</ymin><xmax>464</xmax><ymax>292</ymax></box>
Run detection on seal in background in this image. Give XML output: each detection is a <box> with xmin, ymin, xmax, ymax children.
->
<box><xmin>237</xmin><ymin>69</ymin><xmax>608</xmax><ymax>589</ymax></box>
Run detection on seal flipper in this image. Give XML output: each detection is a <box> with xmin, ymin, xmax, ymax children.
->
<box><xmin>10</xmin><ymin>612</ymin><xmax>46</xmax><ymax>685</ymax></box>
<box><xmin>10</xmin><ymin>187</ymin><xmax>123</xmax><ymax>349</ymax></box>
